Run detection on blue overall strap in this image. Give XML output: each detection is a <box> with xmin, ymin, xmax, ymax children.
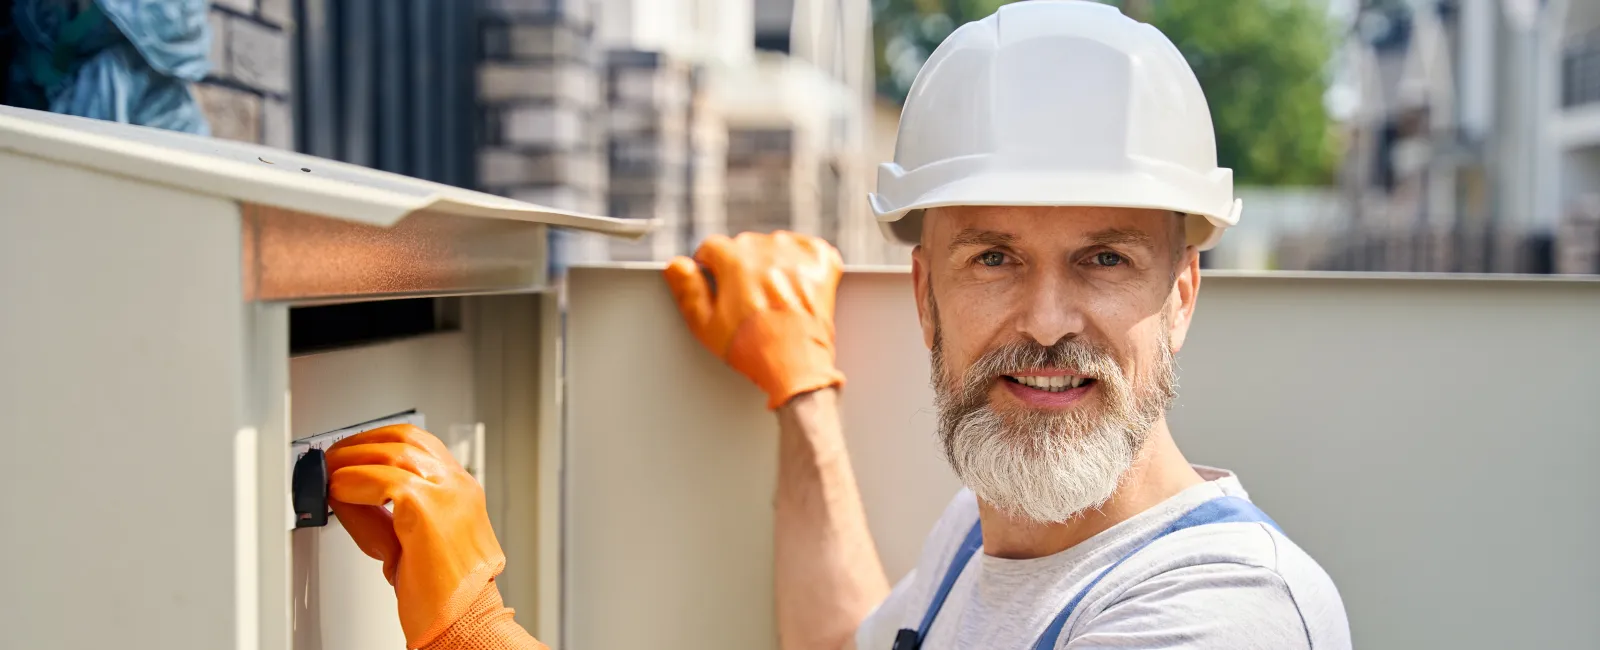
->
<box><xmin>891</xmin><ymin>519</ymin><xmax>984</xmax><ymax>650</ymax></box>
<box><xmin>1031</xmin><ymin>496</ymin><xmax>1280</xmax><ymax>650</ymax></box>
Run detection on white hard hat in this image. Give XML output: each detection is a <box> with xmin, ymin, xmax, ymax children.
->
<box><xmin>869</xmin><ymin>0</ymin><xmax>1242</xmax><ymax>250</ymax></box>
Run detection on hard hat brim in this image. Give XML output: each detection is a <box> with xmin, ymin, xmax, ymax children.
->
<box><xmin>870</xmin><ymin>170</ymin><xmax>1240</xmax><ymax>251</ymax></box>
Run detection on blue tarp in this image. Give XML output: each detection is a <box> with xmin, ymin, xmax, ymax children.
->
<box><xmin>7</xmin><ymin>0</ymin><xmax>212</xmax><ymax>134</ymax></box>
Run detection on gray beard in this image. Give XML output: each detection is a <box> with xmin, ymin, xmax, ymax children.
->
<box><xmin>931</xmin><ymin>320</ymin><xmax>1178</xmax><ymax>524</ymax></box>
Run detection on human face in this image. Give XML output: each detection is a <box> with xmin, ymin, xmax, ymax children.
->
<box><xmin>911</xmin><ymin>205</ymin><xmax>1201</xmax><ymax>523</ymax></box>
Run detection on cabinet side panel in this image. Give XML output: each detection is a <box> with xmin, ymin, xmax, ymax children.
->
<box><xmin>564</xmin><ymin>268</ymin><xmax>780</xmax><ymax>649</ymax></box>
<box><xmin>1169</xmin><ymin>276</ymin><xmax>1600</xmax><ymax>649</ymax></box>
<box><xmin>0</xmin><ymin>151</ymin><xmax>245</xmax><ymax>648</ymax></box>
<box><xmin>561</xmin><ymin>267</ymin><xmax>956</xmax><ymax>649</ymax></box>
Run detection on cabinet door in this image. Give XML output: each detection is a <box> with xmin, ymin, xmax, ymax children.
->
<box><xmin>562</xmin><ymin>267</ymin><xmax>1600</xmax><ymax>650</ymax></box>
<box><xmin>559</xmin><ymin>267</ymin><xmax>957</xmax><ymax>650</ymax></box>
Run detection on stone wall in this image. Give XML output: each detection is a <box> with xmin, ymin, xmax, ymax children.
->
<box><xmin>723</xmin><ymin>125</ymin><xmax>837</xmax><ymax>246</ymax></box>
<box><xmin>197</xmin><ymin>0</ymin><xmax>293</xmax><ymax>148</ymax></box>
<box><xmin>479</xmin><ymin>0</ymin><xmax>610</xmax><ymax>267</ymax></box>
<box><xmin>724</xmin><ymin>127</ymin><xmax>797</xmax><ymax>235</ymax></box>
<box><xmin>604</xmin><ymin>49</ymin><xmax>692</xmax><ymax>262</ymax></box>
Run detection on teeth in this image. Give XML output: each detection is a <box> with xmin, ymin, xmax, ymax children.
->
<box><xmin>1012</xmin><ymin>375</ymin><xmax>1086</xmax><ymax>393</ymax></box>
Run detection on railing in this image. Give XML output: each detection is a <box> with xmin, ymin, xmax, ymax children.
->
<box><xmin>1563</xmin><ymin>28</ymin><xmax>1600</xmax><ymax>109</ymax></box>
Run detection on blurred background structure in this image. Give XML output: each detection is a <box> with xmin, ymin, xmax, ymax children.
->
<box><xmin>4</xmin><ymin>0</ymin><xmax>1598</xmax><ymax>273</ymax></box>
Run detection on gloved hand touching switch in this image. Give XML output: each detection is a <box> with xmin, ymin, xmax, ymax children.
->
<box><xmin>327</xmin><ymin>424</ymin><xmax>546</xmax><ymax>650</ymax></box>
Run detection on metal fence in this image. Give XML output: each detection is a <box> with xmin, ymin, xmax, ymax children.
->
<box><xmin>293</xmin><ymin>0</ymin><xmax>480</xmax><ymax>188</ymax></box>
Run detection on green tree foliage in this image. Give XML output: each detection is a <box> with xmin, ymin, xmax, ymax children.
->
<box><xmin>1140</xmin><ymin>0</ymin><xmax>1337</xmax><ymax>186</ymax></box>
<box><xmin>872</xmin><ymin>0</ymin><xmax>1338</xmax><ymax>186</ymax></box>
<box><xmin>872</xmin><ymin>0</ymin><xmax>1013</xmax><ymax>100</ymax></box>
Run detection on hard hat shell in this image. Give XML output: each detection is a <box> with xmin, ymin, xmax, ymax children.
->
<box><xmin>869</xmin><ymin>0</ymin><xmax>1242</xmax><ymax>250</ymax></box>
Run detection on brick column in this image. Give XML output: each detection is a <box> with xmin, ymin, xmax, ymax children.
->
<box><xmin>479</xmin><ymin>0</ymin><xmax>608</xmax><ymax>268</ymax></box>
<box><xmin>604</xmin><ymin>50</ymin><xmax>693</xmax><ymax>262</ymax></box>
<box><xmin>196</xmin><ymin>0</ymin><xmax>293</xmax><ymax>148</ymax></box>
<box><xmin>725</xmin><ymin>127</ymin><xmax>798</xmax><ymax>235</ymax></box>
<box><xmin>724</xmin><ymin>125</ymin><xmax>830</xmax><ymax>243</ymax></box>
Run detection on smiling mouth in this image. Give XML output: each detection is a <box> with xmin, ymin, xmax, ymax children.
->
<box><xmin>1002</xmin><ymin>374</ymin><xmax>1095</xmax><ymax>393</ymax></box>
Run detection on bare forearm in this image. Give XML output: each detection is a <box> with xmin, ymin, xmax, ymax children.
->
<box><xmin>775</xmin><ymin>389</ymin><xmax>891</xmax><ymax>650</ymax></box>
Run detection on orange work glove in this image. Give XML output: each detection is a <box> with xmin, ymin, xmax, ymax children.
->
<box><xmin>326</xmin><ymin>424</ymin><xmax>547</xmax><ymax>650</ymax></box>
<box><xmin>664</xmin><ymin>231</ymin><xmax>846</xmax><ymax>410</ymax></box>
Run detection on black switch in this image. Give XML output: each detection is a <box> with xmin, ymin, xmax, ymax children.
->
<box><xmin>292</xmin><ymin>447</ymin><xmax>330</xmax><ymax>528</ymax></box>
<box><xmin>891</xmin><ymin>629</ymin><xmax>921</xmax><ymax>650</ymax></box>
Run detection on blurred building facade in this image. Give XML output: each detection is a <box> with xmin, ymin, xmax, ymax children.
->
<box><xmin>1554</xmin><ymin>0</ymin><xmax>1600</xmax><ymax>273</ymax></box>
<box><xmin>1281</xmin><ymin>0</ymin><xmax>1600</xmax><ymax>274</ymax></box>
<box><xmin>180</xmin><ymin>0</ymin><xmax>886</xmax><ymax>270</ymax></box>
<box><xmin>21</xmin><ymin>0</ymin><xmax>1600</xmax><ymax>274</ymax></box>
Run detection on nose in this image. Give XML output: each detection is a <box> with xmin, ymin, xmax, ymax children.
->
<box><xmin>1015</xmin><ymin>267</ymin><xmax>1086</xmax><ymax>347</ymax></box>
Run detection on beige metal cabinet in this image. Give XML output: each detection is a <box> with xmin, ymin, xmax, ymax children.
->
<box><xmin>7</xmin><ymin>105</ymin><xmax>1600</xmax><ymax>650</ymax></box>
<box><xmin>0</xmin><ymin>105</ymin><xmax>635</xmax><ymax>650</ymax></box>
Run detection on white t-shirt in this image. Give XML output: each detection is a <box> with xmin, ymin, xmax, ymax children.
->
<box><xmin>855</xmin><ymin>467</ymin><xmax>1351</xmax><ymax>649</ymax></box>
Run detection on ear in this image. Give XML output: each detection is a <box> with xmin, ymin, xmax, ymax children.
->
<box><xmin>1168</xmin><ymin>247</ymin><xmax>1201</xmax><ymax>353</ymax></box>
<box><xmin>911</xmin><ymin>246</ymin><xmax>936</xmax><ymax>349</ymax></box>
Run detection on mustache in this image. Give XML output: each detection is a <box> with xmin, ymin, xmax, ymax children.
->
<box><xmin>936</xmin><ymin>336</ymin><xmax>1125</xmax><ymax>402</ymax></box>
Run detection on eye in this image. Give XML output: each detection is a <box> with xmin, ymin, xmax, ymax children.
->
<box><xmin>977</xmin><ymin>251</ymin><xmax>1007</xmax><ymax>267</ymax></box>
<box><xmin>1092</xmin><ymin>251</ymin><xmax>1124</xmax><ymax>267</ymax></box>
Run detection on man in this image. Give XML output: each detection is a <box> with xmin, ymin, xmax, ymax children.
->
<box><xmin>324</xmin><ymin>2</ymin><xmax>1350</xmax><ymax>648</ymax></box>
